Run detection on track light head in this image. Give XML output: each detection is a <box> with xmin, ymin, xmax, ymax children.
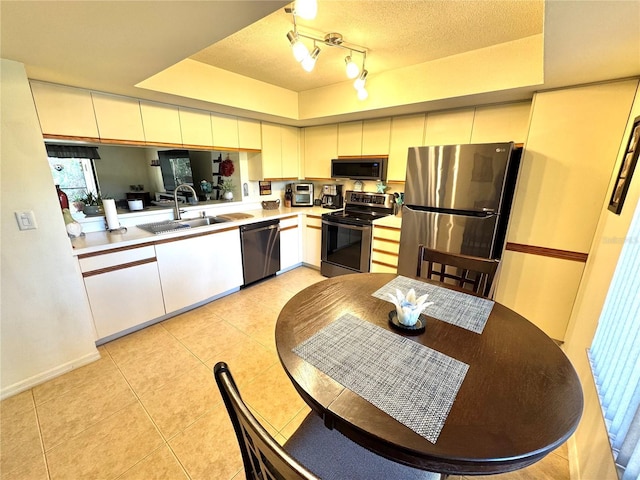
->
<box><xmin>287</xmin><ymin>30</ymin><xmax>310</xmax><ymax>62</ymax></box>
<box><xmin>354</xmin><ymin>69</ymin><xmax>368</xmax><ymax>90</ymax></box>
<box><xmin>345</xmin><ymin>56</ymin><xmax>359</xmax><ymax>79</ymax></box>
<box><xmin>302</xmin><ymin>46</ymin><xmax>320</xmax><ymax>72</ymax></box>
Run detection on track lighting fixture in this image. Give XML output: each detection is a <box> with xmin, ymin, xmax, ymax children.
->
<box><xmin>285</xmin><ymin>2</ymin><xmax>369</xmax><ymax>100</ymax></box>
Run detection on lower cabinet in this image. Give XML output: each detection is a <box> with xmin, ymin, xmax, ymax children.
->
<box><xmin>79</xmin><ymin>245</ymin><xmax>165</xmax><ymax>340</ymax></box>
<box><xmin>155</xmin><ymin>227</ymin><xmax>243</xmax><ymax>313</ymax></box>
<box><xmin>280</xmin><ymin>214</ymin><xmax>302</xmax><ymax>271</ymax></box>
<box><xmin>303</xmin><ymin>214</ymin><xmax>322</xmax><ymax>268</ymax></box>
<box><xmin>370</xmin><ymin>224</ymin><xmax>401</xmax><ymax>273</ymax></box>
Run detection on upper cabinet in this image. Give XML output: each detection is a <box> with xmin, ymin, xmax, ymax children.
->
<box><xmin>304</xmin><ymin>124</ymin><xmax>337</xmax><ymax>179</ymax></box>
<box><xmin>92</xmin><ymin>92</ymin><xmax>145</xmax><ymax>142</ymax></box>
<box><xmin>179</xmin><ymin>107</ymin><xmax>213</xmax><ymax>147</ymax></box>
<box><xmin>388</xmin><ymin>114</ymin><xmax>426</xmax><ymax>183</ymax></box>
<box><xmin>251</xmin><ymin>122</ymin><xmax>299</xmax><ymax>180</ymax></box>
<box><xmin>362</xmin><ymin>118</ymin><xmax>391</xmax><ymax>155</ymax></box>
<box><xmin>30</xmin><ymin>81</ymin><xmax>99</xmax><ymax>139</ymax></box>
<box><xmin>238</xmin><ymin>118</ymin><xmax>262</xmax><ymax>150</ymax></box>
<box><xmin>211</xmin><ymin>113</ymin><xmax>239</xmax><ymax>149</ymax></box>
<box><xmin>140</xmin><ymin>101</ymin><xmax>182</xmax><ymax>145</ymax></box>
<box><xmin>337</xmin><ymin>119</ymin><xmax>391</xmax><ymax>156</ymax></box>
<box><xmin>471</xmin><ymin>103</ymin><xmax>531</xmax><ymax>144</ymax></box>
<box><xmin>424</xmin><ymin>108</ymin><xmax>474</xmax><ymax>145</ymax></box>
<box><xmin>337</xmin><ymin>121</ymin><xmax>363</xmax><ymax>156</ymax></box>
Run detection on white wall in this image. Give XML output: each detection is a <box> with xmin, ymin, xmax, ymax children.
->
<box><xmin>0</xmin><ymin>59</ymin><xmax>99</xmax><ymax>399</ymax></box>
<box><xmin>563</xmin><ymin>85</ymin><xmax>640</xmax><ymax>480</ymax></box>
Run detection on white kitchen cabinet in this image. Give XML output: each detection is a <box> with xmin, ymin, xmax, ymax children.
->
<box><xmin>337</xmin><ymin>121</ymin><xmax>363</xmax><ymax>156</ymax></box>
<box><xmin>370</xmin><ymin>224</ymin><xmax>401</xmax><ymax>273</ymax></box>
<box><xmin>140</xmin><ymin>101</ymin><xmax>183</xmax><ymax>145</ymax></box>
<box><xmin>251</xmin><ymin>123</ymin><xmax>300</xmax><ymax>180</ymax></box>
<box><xmin>304</xmin><ymin>124</ymin><xmax>337</xmax><ymax>179</ymax></box>
<box><xmin>281</xmin><ymin>125</ymin><xmax>300</xmax><ymax>179</ymax></box>
<box><xmin>30</xmin><ymin>81</ymin><xmax>99</xmax><ymax>138</ymax></box>
<box><xmin>470</xmin><ymin>102</ymin><xmax>531</xmax><ymax>144</ymax></box>
<box><xmin>79</xmin><ymin>245</ymin><xmax>165</xmax><ymax>340</ymax></box>
<box><xmin>211</xmin><ymin>113</ymin><xmax>239</xmax><ymax>149</ymax></box>
<box><xmin>303</xmin><ymin>214</ymin><xmax>322</xmax><ymax>267</ymax></box>
<box><xmin>279</xmin><ymin>215</ymin><xmax>302</xmax><ymax>271</ymax></box>
<box><xmin>91</xmin><ymin>92</ymin><xmax>145</xmax><ymax>142</ymax></box>
<box><xmin>424</xmin><ymin>108</ymin><xmax>474</xmax><ymax>145</ymax></box>
<box><xmin>388</xmin><ymin>114</ymin><xmax>426</xmax><ymax>182</ymax></box>
<box><xmin>156</xmin><ymin>228</ymin><xmax>243</xmax><ymax>313</ymax></box>
<box><xmin>238</xmin><ymin>118</ymin><xmax>262</xmax><ymax>150</ymax></box>
<box><xmin>180</xmin><ymin>107</ymin><xmax>214</xmax><ymax>147</ymax></box>
<box><xmin>362</xmin><ymin>118</ymin><xmax>391</xmax><ymax>155</ymax></box>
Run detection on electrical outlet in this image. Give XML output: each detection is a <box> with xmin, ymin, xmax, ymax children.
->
<box><xmin>15</xmin><ymin>211</ymin><xmax>37</xmax><ymax>230</ymax></box>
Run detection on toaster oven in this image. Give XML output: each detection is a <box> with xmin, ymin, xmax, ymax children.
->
<box><xmin>289</xmin><ymin>183</ymin><xmax>314</xmax><ymax>207</ymax></box>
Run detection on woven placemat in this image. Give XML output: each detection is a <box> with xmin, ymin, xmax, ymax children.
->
<box><xmin>293</xmin><ymin>313</ymin><xmax>468</xmax><ymax>444</ymax></box>
<box><xmin>372</xmin><ymin>276</ymin><xmax>494</xmax><ymax>334</ymax></box>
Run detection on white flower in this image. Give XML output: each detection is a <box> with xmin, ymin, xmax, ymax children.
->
<box><xmin>387</xmin><ymin>288</ymin><xmax>434</xmax><ymax>326</ymax></box>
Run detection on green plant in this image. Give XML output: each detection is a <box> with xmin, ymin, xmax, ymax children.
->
<box><xmin>78</xmin><ymin>190</ymin><xmax>104</xmax><ymax>206</ymax></box>
<box><xmin>220</xmin><ymin>180</ymin><xmax>234</xmax><ymax>194</ymax></box>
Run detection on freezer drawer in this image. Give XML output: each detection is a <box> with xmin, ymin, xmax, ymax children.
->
<box><xmin>397</xmin><ymin>206</ymin><xmax>499</xmax><ymax>277</ymax></box>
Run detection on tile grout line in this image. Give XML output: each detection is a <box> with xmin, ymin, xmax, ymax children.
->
<box><xmin>30</xmin><ymin>388</ymin><xmax>53</xmax><ymax>480</ymax></box>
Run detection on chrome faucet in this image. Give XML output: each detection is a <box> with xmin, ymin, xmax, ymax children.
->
<box><xmin>174</xmin><ymin>184</ymin><xmax>198</xmax><ymax>220</ymax></box>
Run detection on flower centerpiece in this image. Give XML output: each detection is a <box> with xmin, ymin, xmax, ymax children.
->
<box><xmin>387</xmin><ymin>288</ymin><xmax>434</xmax><ymax>326</ymax></box>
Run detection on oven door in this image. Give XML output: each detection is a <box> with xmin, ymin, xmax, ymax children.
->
<box><xmin>321</xmin><ymin>218</ymin><xmax>372</xmax><ymax>277</ymax></box>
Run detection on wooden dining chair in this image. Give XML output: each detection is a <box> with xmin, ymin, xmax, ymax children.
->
<box><xmin>417</xmin><ymin>245</ymin><xmax>499</xmax><ymax>298</ymax></box>
<box><xmin>214</xmin><ymin>362</ymin><xmax>439</xmax><ymax>480</ymax></box>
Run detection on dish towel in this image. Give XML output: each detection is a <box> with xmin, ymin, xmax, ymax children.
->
<box><xmin>293</xmin><ymin>313</ymin><xmax>468</xmax><ymax>443</ymax></box>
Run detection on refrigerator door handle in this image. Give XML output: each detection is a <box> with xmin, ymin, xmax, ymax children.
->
<box><xmin>482</xmin><ymin>208</ymin><xmax>496</xmax><ymax>213</ymax></box>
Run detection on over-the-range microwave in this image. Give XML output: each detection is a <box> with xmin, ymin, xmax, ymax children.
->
<box><xmin>331</xmin><ymin>157</ymin><xmax>388</xmax><ymax>181</ymax></box>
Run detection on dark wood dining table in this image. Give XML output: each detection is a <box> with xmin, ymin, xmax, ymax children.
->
<box><xmin>275</xmin><ymin>273</ymin><xmax>583</xmax><ymax>476</ymax></box>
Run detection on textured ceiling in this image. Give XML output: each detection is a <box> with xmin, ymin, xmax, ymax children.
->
<box><xmin>190</xmin><ymin>0</ymin><xmax>544</xmax><ymax>92</ymax></box>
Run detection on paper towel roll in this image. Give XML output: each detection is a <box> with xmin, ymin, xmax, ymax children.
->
<box><xmin>103</xmin><ymin>199</ymin><xmax>120</xmax><ymax>230</ymax></box>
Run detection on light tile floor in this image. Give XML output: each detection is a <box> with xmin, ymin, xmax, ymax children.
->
<box><xmin>1</xmin><ymin>267</ymin><xmax>569</xmax><ymax>480</ymax></box>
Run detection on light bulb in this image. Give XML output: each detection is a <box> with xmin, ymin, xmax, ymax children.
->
<box><xmin>301</xmin><ymin>46</ymin><xmax>320</xmax><ymax>72</ymax></box>
<box><xmin>345</xmin><ymin>56</ymin><xmax>359</xmax><ymax>79</ymax></box>
<box><xmin>354</xmin><ymin>70</ymin><xmax>368</xmax><ymax>90</ymax></box>
<box><xmin>357</xmin><ymin>88</ymin><xmax>369</xmax><ymax>101</ymax></box>
<box><xmin>294</xmin><ymin>0</ymin><xmax>317</xmax><ymax>19</ymax></box>
<box><xmin>292</xmin><ymin>40</ymin><xmax>310</xmax><ymax>63</ymax></box>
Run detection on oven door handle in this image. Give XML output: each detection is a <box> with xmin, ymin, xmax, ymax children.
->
<box><xmin>322</xmin><ymin>219</ymin><xmax>369</xmax><ymax>230</ymax></box>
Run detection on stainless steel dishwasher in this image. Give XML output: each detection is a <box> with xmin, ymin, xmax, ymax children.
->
<box><xmin>240</xmin><ymin>219</ymin><xmax>281</xmax><ymax>286</ymax></box>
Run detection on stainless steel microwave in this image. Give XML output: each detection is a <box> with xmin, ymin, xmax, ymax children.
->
<box><xmin>331</xmin><ymin>157</ymin><xmax>388</xmax><ymax>181</ymax></box>
<box><xmin>289</xmin><ymin>182</ymin><xmax>314</xmax><ymax>207</ymax></box>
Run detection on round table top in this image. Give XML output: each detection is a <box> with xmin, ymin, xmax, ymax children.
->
<box><xmin>275</xmin><ymin>273</ymin><xmax>584</xmax><ymax>475</ymax></box>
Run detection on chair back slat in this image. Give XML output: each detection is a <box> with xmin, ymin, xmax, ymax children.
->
<box><xmin>417</xmin><ymin>245</ymin><xmax>499</xmax><ymax>298</ymax></box>
<box><xmin>214</xmin><ymin>362</ymin><xmax>319</xmax><ymax>480</ymax></box>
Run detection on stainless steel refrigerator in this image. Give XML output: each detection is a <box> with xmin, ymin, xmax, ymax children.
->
<box><xmin>397</xmin><ymin>142</ymin><xmax>521</xmax><ymax>277</ymax></box>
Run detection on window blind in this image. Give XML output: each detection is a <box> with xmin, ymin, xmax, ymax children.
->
<box><xmin>589</xmin><ymin>199</ymin><xmax>640</xmax><ymax>480</ymax></box>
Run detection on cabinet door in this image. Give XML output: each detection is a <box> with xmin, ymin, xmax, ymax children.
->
<box><xmin>30</xmin><ymin>81</ymin><xmax>99</xmax><ymax>138</ymax></box>
<box><xmin>260</xmin><ymin>122</ymin><xmax>283</xmax><ymax>179</ymax></box>
<box><xmin>362</xmin><ymin>118</ymin><xmax>391</xmax><ymax>155</ymax></box>
<box><xmin>281</xmin><ymin>125</ymin><xmax>300</xmax><ymax>180</ymax></box>
<box><xmin>180</xmin><ymin>107</ymin><xmax>214</xmax><ymax>147</ymax></box>
<box><xmin>92</xmin><ymin>92</ymin><xmax>145</xmax><ymax>142</ymax></box>
<box><xmin>238</xmin><ymin>118</ymin><xmax>262</xmax><ymax>150</ymax></box>
<box><xmin>211</xmin><ymin>113</ymin><xmax>239</xmax><ymax>149</ymax></box>
<box><xmin>280</xmin><ymin>215</ymin><xmax>301</xmax><ymax>271</ymax></box>
<box><xmin>156</xmin><ymin>228</ymin><xmax>243</xmax><ymax>313</ymax></box>
<box><xmin>304</xmin><ymin>124</ymin><xmax>337</xmax><ymax>179</ymax></box>
<box><xmin>388</xmin><ymin>114</ymin><xmax>426</xmax><ymax>182</ymax></box>
<box><xmin>424</xmin><ymin>109</ymin><xmax>474</xmax><ymax>145</ymax></box>
<box><xmin>140</xmin><ymin>101</ymin><xmax>182</xmax><ymax>145</ymax></box>
<box><xmin>303</xmin><ymin>215</ymin><xmax>322</xmax><ymax>267</ymax></box>
<box><xmin>337</xmin><ymin>121</ymin><xmax>363</xmax><ymax>156</ymax></box>
<box><xmin>471</xmin><ymin>102</ymin><xmax>531</xmax><ymax>144</ymax></box>
<box><xmin>84</xmin><ymin>262</ymin><xmax>165</xmax><ymax>339</ymax></box>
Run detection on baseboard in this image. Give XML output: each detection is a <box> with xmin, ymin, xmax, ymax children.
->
<box><xmin>568</xmin><ymin>436</ymin><xmax>580</xmax><ymax>479</ymax></box>
<box><xmin>0</xmin><ymin>350</ymin><xmax>101</xmax><ymax>401</ymax></box>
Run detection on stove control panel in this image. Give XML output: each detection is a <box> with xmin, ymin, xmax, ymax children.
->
<box><xmin>345</xmin><ymin>191</ymin><xmax>395</xmax><ymax>209</ymax></box>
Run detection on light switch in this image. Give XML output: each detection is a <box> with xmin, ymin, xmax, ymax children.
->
<box><xmin>15</xmin><ymin>211</ymin><xmax>37</xmax><ymax>230</ymax></box>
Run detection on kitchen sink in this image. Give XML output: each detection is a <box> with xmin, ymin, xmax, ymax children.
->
<box><xmin>136</xmin><ymin>216</ymin><xmax>229</xmax><ymax>234</ymax></box>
